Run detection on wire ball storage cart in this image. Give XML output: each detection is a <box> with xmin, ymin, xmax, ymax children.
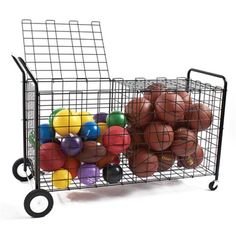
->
<box><xmin>12</xmin><ymin>20</ymin><xmax>227</xmax><ymax>218</ymax></box>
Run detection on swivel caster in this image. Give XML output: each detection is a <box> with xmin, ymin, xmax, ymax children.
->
<box><xmin>12</xmin><ymin>158</ymin><xmax>33</xmax><ymax>182</ymax></box>
<box><xmin>209</xmin><ymin>181</ymin><xmax>218</xmax><ymax>191</ymax></box>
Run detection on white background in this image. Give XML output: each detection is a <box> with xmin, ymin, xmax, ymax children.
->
<box><xmin>0</xmin><ymin>0</ymin><xmax>236</xmax><ymax>235</ymax></box>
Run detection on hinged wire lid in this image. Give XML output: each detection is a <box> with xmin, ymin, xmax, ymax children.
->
<box><xmin>22</xmin><ymin>20</ymin><xmax>110</xmax><ymax>81</ymax></box>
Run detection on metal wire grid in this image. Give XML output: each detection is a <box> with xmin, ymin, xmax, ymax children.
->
<box><xmin>112</xmin><ymin>77</ymin><xmax>223</xmax><ymax>179</ymax></box>
<box><xmin>21</xmin><ymin>20</ymin><xmax>224</xmax><ymax>192</ymax></box>
<box><xmin>23</xmin><ymin>76</ymin><xmax>223</xmax><ymax>192</ymax></box>
<box><xmin>22</xmin><ymin>19</ymin><xmax>110</xmax><ymax>83</ymax></box>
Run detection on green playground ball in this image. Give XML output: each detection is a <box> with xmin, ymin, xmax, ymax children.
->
<box><xmin>28</xmin><ymin>130</ymin><xmax>40</xmax><ymax>150</ymax></box>
<box><xmin>106</xmin><ymin>111</ymin><xmax>127</xmax><ymax>128</ymax></box>
<box><xmin>48</xmin><ymin>108</ymin><xmax>63</xmax><ymax>127</ymax></box>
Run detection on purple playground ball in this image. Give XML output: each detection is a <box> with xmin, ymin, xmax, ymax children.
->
<box><xmin>61</xmin><ymin>134</ymin><xmax>83</xmax><ymax>156</ymax></box>
<box><xmin>94</xmin><ymin>112</ymin><xmax>108</xmax><ymax>123</ymax></box>
<box><xmin>78</xmin><ymin>163</ymin><xmax>100</xmax><ymax>186</ymax></box>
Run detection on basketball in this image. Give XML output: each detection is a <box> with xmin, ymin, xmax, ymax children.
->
<box><xmin>144</xmin><ymin>82</ymin><xmax>166</xmax><ymax>104</ymax></box>
<box><xmin>40</xmin><ymin>142</ymin><xmax>66</xmax><ymax>171</ymax></box>
<box><xmin>125</xmin><ymin>97</ymin><xmax>154</xmax><ymax>128</ymax></box>
<box><xmin>155</xmin><ymin>92</ymin><xmax>185</xmax><ymax>123</ymax></box>
<box><xmin>143</xmin><ymin>122</ymin><xmax>174</xmax><ymax>151</ymax></box>
<box><xmin>157</xmin><ymin>151</ymin><xmax>176</xmax><ymax>172</ymax></box>
<box><xmin>171</xmin><ymin>128</ymin><xmax>197</xmax><ymax>156</ymax></box>
<box><xmin>128</xmin><ymin>127</ymin><xmax>146</xmax><ymax>148</ymax></box>
<box><xmin>179</xmin><ymin>144</ymin><xmax>204</xmax><ymax>169</ymax></box>
<box><xmin>102</xmin><ymin>126</ymin><xmax>131</xmax><ymax>154</ymax></box>
<box><xmin>77</xmin><ymin>141</ymin><xmax>106</xmax><ymax>163</ymax></box>
<box><xmin>177</xmin><ymin>91</ymin><xmax>192</xmax><ymax>111</ymax></box>
<box><xmin>96</xmin><ymin>152</ymin><xmax>117</xmax><ymax>169</ymax></box>
<box><xmin>129</xmin><ymin>148</ymin><xmax>158</xmax><ymax>177</ymax></box>
<box><xmin>185</xmin><ymin>103</ymin><xmax>213</xmax><ymax>131</ymax></box>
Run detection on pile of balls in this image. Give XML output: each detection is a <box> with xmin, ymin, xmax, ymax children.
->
<box><xmin>32</xmin><ymin>109</ymin><xmax>131</xmax><ymax>189</ymax></box>
<box><xmin>125</xmin><ymin>82</ymin><xmax>213</xmax><ymax>177</ymax></box>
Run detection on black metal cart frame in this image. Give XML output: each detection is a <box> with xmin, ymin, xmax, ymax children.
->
<box><xmin>12</xmin><ymin>20</ymin><xmax>227</xmax><ymax>218</ymax></box>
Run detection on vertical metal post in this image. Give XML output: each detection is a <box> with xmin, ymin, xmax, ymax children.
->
<box><xmin>187</xmin><ymin>68</ymin><xmax>227</xmax><ymax>182</ymax></box>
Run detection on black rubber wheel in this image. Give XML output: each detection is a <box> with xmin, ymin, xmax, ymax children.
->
<box><xmin>209</xmin><ymin>181</ymin><xmax>218</xmax><ymax>191</ymax></box>
<box><xmin>24</xmin><ymin>189</ymin><xmax>54</xmax><ymax>218</ymax></box>
<box><xmin>12</xmin><ymin>158</ymin><xmax>33</xmax><ymax>182</ymax></box>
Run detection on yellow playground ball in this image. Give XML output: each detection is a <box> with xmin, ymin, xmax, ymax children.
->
<box><xmin>97</xmin><ymin>122</ymin><xmax>107</xmax><ymax>143</ymax></box>
<box><xmin>76</xmin><ymin>111</ymin><xmax>94</xmax><ymax>125</ymax></box>
<box><xmin>53</xmin><ymin>109</ymin><xmax>81</xmax><ymax>136</ymax></box>
<box><xmin>52</xmin><ymin>169</ymin><xmax>72</xmax><ymax>189</ymax></box>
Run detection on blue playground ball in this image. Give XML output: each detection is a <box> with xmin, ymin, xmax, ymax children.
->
<box><xmin>39</xmin><ymin>124</ymin><xmax>55</xmax><ymax>144</ymax></box>
<box><xmin>80</xmin><ymin>121</ymin><xmax>101</xmax><ymax>141</ymax></box>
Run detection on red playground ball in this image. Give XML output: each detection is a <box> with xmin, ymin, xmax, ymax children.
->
<box><xmin>125</xmin><ymin>97</ymin><xmax>154</xmax><ymax>128</ymax></box>
<box><xmin>144</xmin><ymin>122</ymin><xmax>174</xmax><ymax>151</ymax></box>
<box><xmin>63</xmin><ymin>157</ymin><xmax>80</xmax><ymax>179</ymax></box>
<box><xmin>40</xmin><ymin>142</ymin><xmax>66</xmax><ymax>171</ymax></box>
<box><xmin>102</xmin><ymin>126</ymin><xmax>131</xmax><ymax>154</ymax></box>
<box><xmin>178</xmin><ymin>144</ymin><xmax>204</xmax><ymax>169</ymax></box>
<box><xmin>171</xmin><ymin>128</ymin><xmax>197</xmax><ymax>156</ymax></box>
<box><xmin>155</xmin><ymin>92</ymin><xmax>185</xmax><ymax>123</ymax></box>
<box><xmin>185</xmin><ymin>103</ymin><xmax>213</xmax><ymax>131</ymax></box>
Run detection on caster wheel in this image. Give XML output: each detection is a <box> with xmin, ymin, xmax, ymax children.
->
<box><xmin>24</xmin><ymin>189</ymin><xmax>53</xmax><ymax>218</ymax></box>
<box><xmin>12</xmin><ymin>158</ymin><xmax>33</xmax><ymax>182</ymax></box>
<box><xmin>209</xmin><ymin>181</ymin><xmax>218</xmax><ymax>191</ymax></box>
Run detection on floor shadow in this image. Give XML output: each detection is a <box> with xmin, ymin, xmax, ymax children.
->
<box><xmin>66</xmin><ymin>179</ymin><xmax>183</xmax><ymax>202</ymax></box>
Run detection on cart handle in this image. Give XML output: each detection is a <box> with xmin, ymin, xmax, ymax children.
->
<box><xmin>187</xmin><ymin>68</ymin><xmax>227</xmax><ymax>89</ymax></box>
<box><xmin>12</xmin><ymin>56</ymin><xmax>38</xmax><ymax>90</ymax></box>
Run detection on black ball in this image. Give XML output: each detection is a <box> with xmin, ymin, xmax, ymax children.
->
<box><xmin>103</xmin><ymin>164</ymin><xmax>123</xmax><ymax>184</ymax></box>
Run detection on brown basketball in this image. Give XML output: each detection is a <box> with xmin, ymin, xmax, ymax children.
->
<box><xmin>155</xmin><ymin>92</ymin><xmax>185</xmax><ymax>123</ymax></box>
<box><xmin>144</xmin><ymin>83</ymin><xmax>166</xmax><ymax>104</ymax></box>
<box><xmin>144</xmin><ymin>122</ymin><xmax>174</xmax><ymax>151</ymax></box>
<box><xmin>167</xmin><ymin>120</ymin><xmax>188</xmax><ymax>130</ymax></box>
<box><xmin>177</xmin><ymin>157</ymin><xmax>183</xmax><ymax>167</ymax></box>
<box><xmin>156</xmin><ymin>150</ymin><xmax>176</xmax><ymax>172</ymax></box>
<box><xmin>171</xmin><ymin>128</ymin><xmax>197</xmax><ymax>156</ymax></box>
<box><xmin>77</xmin><ymin>141</ymin><xmax>106</xmax><ymax>163</ymax></box>
<box><xmin>96</xmin><ymin>152</ymin><xmax>117</xmax><ymax>169</ymax></box>
<box><xmin>128</xmin><ymin>127</ymin><xmax>147</xmax><ymax>149</ymax></box>
<box><xmin>185</xmin><ymin>103</ymin><xmax>213</xmax><ymax>131</ymax></box>
<box><xmin>179</xmin><ymin>144</ymin><xmax>204</xmax><ymax>169</ymax></box>
<box><xmin>129</xmin><ymin>148</ymin><xmax>158</xmax><ymax>177</ymax></box>
<box><xmin>125</xmin><ymin>97</ymin><xmax>154</xmax><ymax>128</ymax></box>
<box><xmin>177</xmin><ymin>91</ymin><xmax>192</xmax><ymax>111</ymax></box>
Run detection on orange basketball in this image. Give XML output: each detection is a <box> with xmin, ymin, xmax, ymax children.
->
<box><xmin>125</xmin><ymin>97</ymin><xmax>154</xmax><ymax>128</ymax></box>
<box><xmin>129</xmin><ymin>148</ymin><xmax>158</xmax><ymax>177</ymax></box>
<box><xmin>155</xmin><ymin>92</ymin><xmax>185</xmax><ymax>123</ymax></box>
<box><xmin>185</xmin><ymin>103</ymin><xmax>213</xmax><ymax>131</ymax></box>
<box><xmin>144</xmin><ymin>122</ymin><xmax>174</xmax><ymax>151</ymax></box>
<box><xmin>171</xmin><ymin>128</ymin><xmax>197</xmax><ymax>156</ymax></box>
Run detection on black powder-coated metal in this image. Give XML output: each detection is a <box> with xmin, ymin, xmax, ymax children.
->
<box><xmin>11</xmin><ymin>20</ymin><xmax>227</xmax><ymax>217</ymax></box>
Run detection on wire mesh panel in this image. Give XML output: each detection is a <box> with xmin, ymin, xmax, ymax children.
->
<box><xmin>12</xmin><ymin>20</ymin><xmax>227</xmax><ymax>218</ymax></box>
<box><xmin>22</xmin><ymin>20</ymin><xmax>110</xmax><ymax>82</ymax></box>
<box><xmin>111</xmin><ymin>77</ymin><xmax>224</xmax><ymax>183</ymax></box>
<box><xmin>19</xmin><ymin>20</ymin><xmax>226</xmax><ymax>193</ymax></box>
